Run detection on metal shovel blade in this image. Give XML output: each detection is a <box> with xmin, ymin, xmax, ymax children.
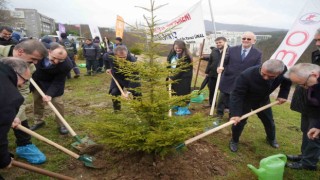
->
<box><xmin>71</xmin><ymin>135</ymin><xmax>103</xmax><ymax>155</ymax></box>
<box><xmin>78</xmin><ymin>154</ymin><xmax>107</xmax><ymax>169</ymax></box>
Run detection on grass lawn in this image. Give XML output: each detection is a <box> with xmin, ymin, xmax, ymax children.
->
<box><xmin>1</xmin><ymin>59</ymin><xmax>319</xmax><ymax>179</ymax></box>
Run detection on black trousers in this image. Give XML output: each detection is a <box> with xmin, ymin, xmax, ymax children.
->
<box><xmin>300</xmin><ymin>114</ymin><xmax>320</xmax><ymax>167</ymax></box>
<box><xmin>12</xmin><ymin>120</ymin><xmax>32</xmax><ymax>146</ymax></box>
<box><xmin>109</xmin><ymin>79</ymin><xmax>140</xmax><ymax>110</ymax></box>
<box><xmin>207</xmin><ymin>77</ymin><xmax>217</xmax><ymax>105</ymax></box>
<box><xmin>231</xmin><ymin>99</ymin><xmax>276</xmax><ymax>143</ymax></box>
<box><xmin>216</xmin><ymin>92</ymin><xmax>230</xmax><ymax>116</ymax></box>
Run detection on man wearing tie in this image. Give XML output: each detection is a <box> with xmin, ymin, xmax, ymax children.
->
<box><xmin>215</xmin><ymin>32</ymin><xmax>262</xmax><ymax>122</ymax></box>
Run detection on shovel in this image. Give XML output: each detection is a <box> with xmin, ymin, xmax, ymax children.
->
<box><xmin>209</xmin><ymin>42</ymin><xmax>228</xmax><ymax>116</ymax></box>
<box><xmin>12</xmin><ymin>160</ymin><xmax>74</xmax><ymax>180</ymax></box>
<box><xmin>29</xmin><ymin>78</ymin><xmax>102</xmax><ymax>154</ymax></box>
<box><xmin>108</xmin><ymin>72</ymin><xmax>130</xmax><ymax>99</ymax></box>
<box><xmin>176</xmin><ymin>101</ymin><xmax>279</xmax><ymax>150</ymax></box>
<box><xmin>16</xmin><ymin>124</ymin><xmax>106</xmax><ymax>169</ymax></box>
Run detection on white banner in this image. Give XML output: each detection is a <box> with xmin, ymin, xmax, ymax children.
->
<box><xmin>88</xmin><ymin>24</ymin><xmax>102</xmax><ymax>40</ymax></box>
<box><xmin>154</xmin><ymin>1</ymin><xmax>206</xmax><ymax>44</ymax></box>
<box><xmin>271</xmin><ymin>0</ymin><xmax>320</xmax><ymax>68</ymax></box>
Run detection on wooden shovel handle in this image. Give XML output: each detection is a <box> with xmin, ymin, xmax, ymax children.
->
<box><xmin>186</xmin><ymin>101</ymin><xmax>279</xmax><ymax>145</ymax></box>
<box><xmin>168</xmin><ymin>81</ymin><xmax>172</xmax><ymax>117</ymax></box>
<box><xmin>193</xmin><ymin>39</ymin><xmax>206</xmax><ymax>89</ymax></box>
<box><xmin>12</xmin><ymin>160</ymin><xmax>75</xmax><ymax>180</ymax></box>
<box><xmin>16</xmin><ymin>124</ymin><xmax>80</xmax><ymax>159</ymax></box>
<box><xmin>209</xmin><ymin>42</ymin><xmax>228</xmax><ymax>116</ymax></box>
<box><xmin>29</xmin><ymin>78</ymin><xmax>77</xmax><ymax>136</ymax></box>
<box><xmin>109</xmin><ymin>73</ymin><xmax>127</xmax><ymax>98</ymax></box>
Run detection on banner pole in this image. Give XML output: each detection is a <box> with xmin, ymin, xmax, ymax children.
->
<box><xmin>193</xmin><ymin>39</ymin><xmax>206</xmax><ymax>90</ymax></box>
<box><xmin>208</xmin><ymin>0</ymin><xmax>217</xmax><ymax>39</ymax></box>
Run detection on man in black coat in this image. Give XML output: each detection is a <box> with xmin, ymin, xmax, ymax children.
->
<box><xmin>0</xmin><ymin>26</ymin><xmax>18</xmax><ymax>46</ymax></box>
<box><xmin>0</xmin><ymin>57</ymin><xmax>30</xmax><ymax>170</ymax></box>
<box><xmin>286</xmin><ymin>29</ymin><xmax>320</xmax><ymax>170</ymax></box>
<box><xmin>107</xmin><ymin>45</ymin><xmax>139</xmax><ymax>111</ymax></box>
<box><xmin>285</xmin><ymin>63</ymin><xmax>320</xmax><ymax>171</ymax></box>
<box><xmin>228</xmin><ymin>60</ymin><xmax>291</xmax><ymax>152</ymax></box>
<box><xmin>203</xmin><ymin>37</ymin><xmax>227</xmax><ymax>107</ymax></box>
<box><xmin>83</xmin><ymin>38</ymin><xmax>100</xmax><ymax>76</ymax></box>
<box><xmin>59</xmin><ymin>33</ymin><xmax>80</xmax><ymax>78</ymax></box>
<box><xmin>30</xmin><ymin>43</ymin><xmax>73</xmax><ymax>134</ymax></box>
<box><xmin>216</xmin><ymin>32</ymin><xmax>262</xmax><ymax>120</ymax></box>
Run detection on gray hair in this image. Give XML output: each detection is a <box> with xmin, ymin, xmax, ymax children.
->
<box><xmin>284</xmin><ymin>63</ymin><xmax>320</xmax><ymax>78</ymax></box>
<box><xmin>316</xmin><ymin>28</ymin><xmax>320</xmax><ymax>36</ymax></box>
<box><xmin>0</xmin><ymin>57</ymin><xmax>29</xmax><ymax>75</ymax></box>
<box><xmin>14</xmin><ymin>39</ymin><xmax>48</xmax><ymax>58</ymax></box>
<box><xmin>262</xmin><ymin>59</ymin><xmax>285</xmax><ymax>74</ymax></box>
<box><xmin>114</xmin><ymin>45</ymin><xmax>128</xmax><ymax>54</ymax></box>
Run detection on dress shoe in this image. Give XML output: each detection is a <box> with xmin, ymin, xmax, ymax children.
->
<box><xmin>229</xmin><ymin>139</ymin><xmax>238</xmax><ymax>152</ymax></box>
<box><xmin>286</xmin><ymin>154</ymin><xmax>302</xmax><ymax>162</ymax></box>
<box><xmin>59</xmin><ymin>126</ymin><xmax>69</xmax><ymax>135</ymax></box>
<box><xmin>30</xmin><ymin>121</ymin><xmax>45</xmax><ymax>131</ymax></box>
<box><xmin>286</xmin><ymin>162</ymin><xmax>317</xmax><ymax>171</ymax></box>
<box><xmin>266</xmin><ymin>138</ymin><xmax>279</xmax><ymax>148</ymax></box>
<box><xmin>74</xmin><ymin>74</ymin><xmax>80</xmax><ymax>78</ymax></box>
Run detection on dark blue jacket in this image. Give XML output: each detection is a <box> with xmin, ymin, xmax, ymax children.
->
<box><xmin>60</xmin><ymin>38</ymin><xmax>77</xmax><ymax>57</ymax></box>
<box><xmin>220</xmin><ymin>45</ymin><xmax>262</xmax><ymax>94</ymax></box>
<box><xmin>31</xmin><ymin>57</ymin><xmax>73</xmax><ymax>97</ymax></box>
<box><xmin>0</xmin><ymin>63</ymin><xmax>23</xmax><ymax>168</ymax></box>
<box><xmin>230</xmin><ymin>65</ymin><xmax>291</xmax><ymax>117</ymax></box>
<box><xmin>83</xmin><ymin>43</ymin><xmax>100</xmax><ymax>60</ymax></box>
<box><xmin>108</xmin><ymin>52</ymin><xmax>137</xmax><ymax>89</ymax></box>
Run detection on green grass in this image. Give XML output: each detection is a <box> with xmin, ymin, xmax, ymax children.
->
<box><xmin>1</xmin><ymin>60</ymin><xmax>320</xmax><ymax>179</ymax></box>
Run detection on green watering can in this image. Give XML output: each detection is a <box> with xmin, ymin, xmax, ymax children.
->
<box><xmin>247</xmin><ymin>154</ymin><xmax>287</xmax><ymax>180</ymax></box>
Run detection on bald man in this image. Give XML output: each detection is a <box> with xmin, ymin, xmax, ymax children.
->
<box><xmin>215</xmin><ymin>31</ymin><xmax>262</xmax><ymax>123</ymax></box>
<box><xmin>30</xmin><ymin>43</ymin><xmax>73</xmax><ymax>134</ymax></box>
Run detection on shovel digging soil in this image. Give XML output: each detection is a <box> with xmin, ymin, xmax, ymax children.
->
<box><xmin>12</xmin><ymin>160</ymin><xmax>75</xmax><ymax>180</ymax></box>
<box><xmin>16</xmin><ymin>125</ymin><xmax>107</xmax><ymax>169</ymax></box>
<box><xmin>176</xmin><ymin>101</ymin><xmax>279</xmax><ymax>150</ymax></box>
<box><xmin>30</xmin><ymin>78</ymin><xmax>103</xmax><ymax>154</ymax></box>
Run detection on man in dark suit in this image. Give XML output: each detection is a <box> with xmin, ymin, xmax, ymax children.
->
<box><xmin>285</xmin><ymin>63</ymin><xmax>320</xmax><ymax>171</ymax></box>
<box><xmin>106</xmin><ymin>45</ymin><xmax>140</xmax><ymax>111</ymax></box>
<box><xmin>0</xmin><ymin>57</ymin><xmax>30</xmax><ymax>170</ymax></box>
<box><xmin>30</xmin><ymin>43</ymin><xmax>73</xmax><ymax>134</ymax></box>
<box><xmin>216</xmin><ymin>32</ymin><xmax>262</xmax><ymax>122</ymax></box>
<box><xmin>228</xmin><ymin>60</ymin><xmax>291</xmax><ymax>152</ymax></box>
<box><xmin>203</xmin><ymin>37</ymin><xmax>227</xmax><ymax>108</ymax></box>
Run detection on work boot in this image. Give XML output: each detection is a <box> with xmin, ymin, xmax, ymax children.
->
<box><xmin>16</xmin><ymin>144</ymin><xmax>46</xmax><ymax>164</ymax></box>
<box><xmin>286</xmin><ymin>162</ymin><xmax>317</xmax><ymax>171</ymax></box>
<box><xmin>30</xmin><ymin>121</ymin><xmax>45</xmax><ymax>131</ymax></box>
<box><xmin>229</xmin><ymin>139</ymin><xmax>238</xmax><ymax>152</ymax></box>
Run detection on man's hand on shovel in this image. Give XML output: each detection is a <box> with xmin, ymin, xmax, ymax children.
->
<box><xmin>229</xmin><ymin>116</ymin><xmax>241</xmax><ymax>126</ymax></box>
<box><xmin>11</xmin><ymin>117</ymin><xmax>21</xmax><ymax>128</ymax></box>
<box><xmin>276</xmin><ymin>98</ymin><xmax>287</xmax><ymax>105</ymax></box>
<box><xmin>42</xmin><ymin>95</ymin><xmax>52</xmax><ymax>102</ymax></box>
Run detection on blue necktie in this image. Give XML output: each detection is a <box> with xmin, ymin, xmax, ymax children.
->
<box><xmin>241</xmin><ymin>49</ymin><xmax>247</xmax><ymax>61</ymax></box>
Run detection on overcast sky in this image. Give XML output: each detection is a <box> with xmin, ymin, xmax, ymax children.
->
<box><xmin>8</xmin><ymin>0</ymin><xmax>308</xmax><ymax>29</ymax></box>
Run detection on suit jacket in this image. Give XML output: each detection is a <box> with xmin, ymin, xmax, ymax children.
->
<box><xmin>230</xmin><ymin>65</ymin><xmax>291</xmax><ymax>117</ymax></box>
<box><xmin>31</xmin><ymin>57</ymin><xmax>73</xmax><ymax>97</ymax></box>
<box><xmin>0</xmin><ymin>63</ymin><xmax>24</xmax><ymax>168</ymax></box>
<box><xmin>219</xmin><ymin>45</ymin><xmax>262</xmax><ymax>94</ymax></box>
<box><xmin>205</xmin><ymin>47</ymin><xmax>227</xmax><ymax>78</ymax></box>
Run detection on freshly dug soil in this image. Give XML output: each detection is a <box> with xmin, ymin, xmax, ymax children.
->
<box><xmin>61</xmin><ymin>140</ymin><xmax>234</xmax><ymax>179</ymax></box>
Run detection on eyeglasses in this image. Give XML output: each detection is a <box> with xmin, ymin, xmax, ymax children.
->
<box><xmin>242</xmin><ymin>38</ymin><xmax>252</xmax><ymax>41</ymax></box>
<box><xmin>298</xmin><ymin>74</ymin><xmax>311</xmax><ymax>88</ymax></box>
<box><xmin>16</xmin><ymin>72</ymin><xmax>29</xmax><ymax>84</ymax></box>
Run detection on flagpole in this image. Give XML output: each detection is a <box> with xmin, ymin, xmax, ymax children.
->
<box><xmin>208</xmin><ymin>0</ymin><xmax>217</xmax><ymax>39</ymax></box>
<box><xmin>79</xmin><ymin>24</ymin><xmax>82</xmax><ymax>37</ymax></box>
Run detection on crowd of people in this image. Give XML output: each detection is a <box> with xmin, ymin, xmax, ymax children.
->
<box><xmin>0</xmin><ymin>24</ymin><xmax>319</xmax><ymax>176</ymax></box>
